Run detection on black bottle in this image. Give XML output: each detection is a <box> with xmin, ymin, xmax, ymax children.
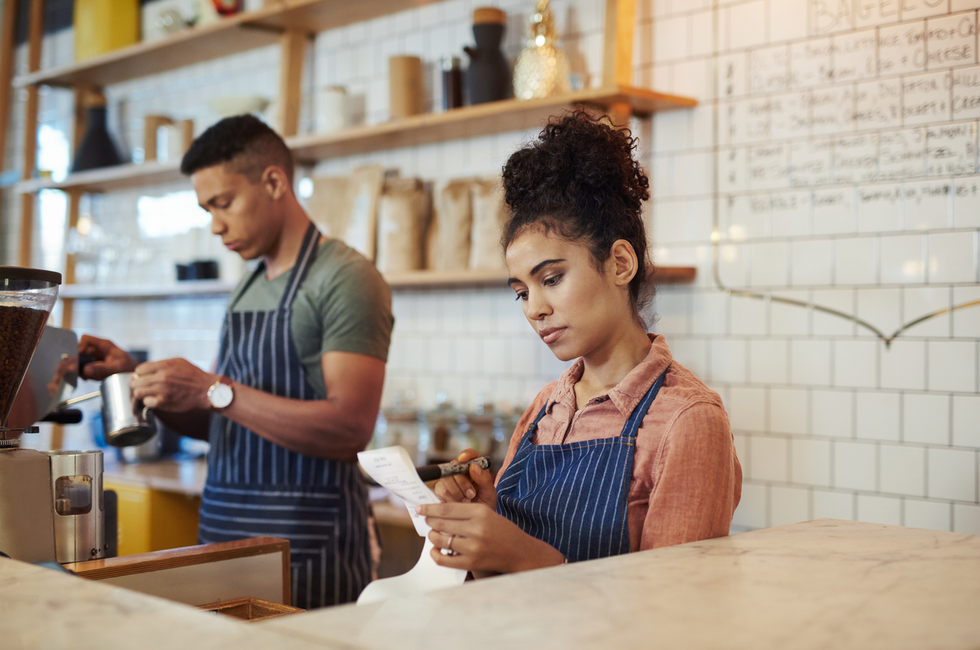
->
<box><xmin>463</xmin><ymin>8</ymin><xmax>510</xmax><ymax>105</ymax></box>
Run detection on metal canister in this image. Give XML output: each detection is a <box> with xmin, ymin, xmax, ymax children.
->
<box><xmin>100</xmin><ymin>372</ymin><xmax>156</xmax><ymax>447</ymax></box>
<box><xmin>45</xmin><ymin>450</ymin><xmax>105</xmax><ymax>563</ymax></box>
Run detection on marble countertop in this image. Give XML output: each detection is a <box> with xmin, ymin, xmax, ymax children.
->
<box><xmin>102</xmin><ymin>456</ymin><xmax>207</xmax><ymax>496</ymax></box>
<box><xmin>0</xmin><ymin>558</ymin><xmax>341</xmax><ymax>650</ymax></box>
<box><xmin>2</xmin><ymin>519</ymin><xmax>978</xmax><ymax>649</ymax></box>
<box><xmin>260</xmin><ymin>519</ymin><xmax>980</xmax><ymax>650</ymax></box>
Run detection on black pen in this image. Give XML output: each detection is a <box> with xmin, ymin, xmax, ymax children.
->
<box><xmin>416</xmin><ymin>456</ymin><xmax>492</xmax><ymax>482</ymax></box>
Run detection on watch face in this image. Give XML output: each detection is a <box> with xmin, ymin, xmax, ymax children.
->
<box><xmin>209</xmin><ymin>382</ymin><xmax>233</xmax><ymax>409</ymax></box>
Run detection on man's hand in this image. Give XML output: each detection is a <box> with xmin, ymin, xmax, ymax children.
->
<box><xmin>415</xmin><ymin>502</ymin><xmax>565</xmax><ymax>575</ymax></box>
<box><xmin>130</xmin><ymin>359</ymin><xmax>217</xmax><ymax>413</ymax></box>
<box><xmin>432</xmin><ymin>448</ymin><xmax>497</xmax><ymax>508</ymax></box>
<box><xmin>79</xmin><ymin>334</ymin><xmax>138</xmax><ymax>381</ymax></box>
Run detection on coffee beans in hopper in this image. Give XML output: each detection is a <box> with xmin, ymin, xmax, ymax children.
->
<box><xmin>0</xmin><ymin>305</ymin><xmax>48</xmax><ymax>425</ymax></box>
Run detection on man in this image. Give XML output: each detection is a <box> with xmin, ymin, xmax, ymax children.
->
<box><xmin>80</xmin><ymin>115</ymin><xmax>393</xmax><ymax>609</ymax></box>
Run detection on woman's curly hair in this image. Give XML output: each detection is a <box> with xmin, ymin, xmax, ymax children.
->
<box><xmin>501</xmin><ymin>110</ymin><xmax>652</xmax><ymax>313</ymax></box>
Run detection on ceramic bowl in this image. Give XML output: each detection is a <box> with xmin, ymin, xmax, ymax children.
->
<box><xmin>206</xmin><ymin>95</ymin><xmax>270</xmax><ymax>117</ymax></box>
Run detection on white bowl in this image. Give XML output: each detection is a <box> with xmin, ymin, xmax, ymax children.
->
<box><xmin>206</xmin><ymin>95</ymin><xmax>270</xmax><ymax>117</ymax></box>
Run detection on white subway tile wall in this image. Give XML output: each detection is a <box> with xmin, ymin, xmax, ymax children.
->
<box><xmin>2</xmin><ymin>0</ymin><xmax>979</xmax><ymax>536</ymax></box>
<box><xmin>656</xmin><ymin>0</ymin><xmax>980</xmax><ymax>535</ymax></box>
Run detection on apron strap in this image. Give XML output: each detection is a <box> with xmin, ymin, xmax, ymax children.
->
<box><xmin>279</xmin><ymin>222</ymin><xmax>322</xmax><ymax>311</ymax></box>
<box><xmin>228</xmin><ymin>259</ymin><xmax>267</xmax><ymax>311</ymax></box>
<box><xmin>619</xmin><ymin>366</ymin><xmax>668</xmax><ymax>442</ymax></box>
<box><xmin>523</xmin><ymin>365</ymin><xmax>669</xmax><ymax>443</ymax></box>
<box><xmin>226</xmin><ymin>223</ymin><xmax>321</xmax><ymax>312</ymax></box>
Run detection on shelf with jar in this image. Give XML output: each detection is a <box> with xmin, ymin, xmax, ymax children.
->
<box><xmin>8</xmin><ymin>0</ymin><xmax>697</xmax><ymax>327</ymax></box>
<box><xmin>56</xmin><ymin>265</ymin><xmax>696</xmax><ymax>301</ymax></box>
<box><xmin>14</xmin><ymin>85</ymin><xmax>694</xmax><ymax>196</ymax></box>
<box><xmin>11</xmin><ymin>0</ymin><xmax>455</xmax><ymax>90</ymax></box>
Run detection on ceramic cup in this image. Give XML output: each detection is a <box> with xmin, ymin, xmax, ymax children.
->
<box><xmin>316</xmin><ymin>86</ymin><xmax>349</xmax><ymax>133</ymax></box>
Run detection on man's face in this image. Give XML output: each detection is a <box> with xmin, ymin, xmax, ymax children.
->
<box><xmin>192</xmin><ymin>164</ymin><xmax>280</xmax><ymax>260</ymax></box>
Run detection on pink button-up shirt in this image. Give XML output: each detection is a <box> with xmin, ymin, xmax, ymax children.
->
<box><xmin>496</xmin><ymin>335</ymin><xmax>742</xmax><ymax>552</ymax></box>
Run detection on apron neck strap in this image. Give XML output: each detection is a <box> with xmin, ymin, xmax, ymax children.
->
<box><xmin>228</xmin><ymin>223</ymin><xmax>321</xmax><ymax>312</ymax></box>
<box><xmin>525</xmin><ymin>366</ymin><xmax>669</xmax><ymax>440</ymax></box>
<box><xmin>619</xmin><ymin>367</ymin><xmax>668</xmax><ymax>441</ymax></box>
<box><xmin>278</xmin><ymin>222</ymin><xmax>321</xmax><ymax>311</ymax></box>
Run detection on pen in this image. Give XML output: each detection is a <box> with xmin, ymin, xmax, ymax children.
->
<box><xmin>417</xmin><ymin>456</ymin><xmax>492</xmax><ymax>482</ymax></box>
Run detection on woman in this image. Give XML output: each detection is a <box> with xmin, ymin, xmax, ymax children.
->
<box><xmin>417</xmin><ymin>111</ymin><xmax>741</xmax><ymax>573</ymax></box>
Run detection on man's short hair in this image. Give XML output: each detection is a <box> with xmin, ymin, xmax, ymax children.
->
<box><xmin>180</xmin><ymin>114</ymin><xmax>294</xmax><ymax>184</ymax></box>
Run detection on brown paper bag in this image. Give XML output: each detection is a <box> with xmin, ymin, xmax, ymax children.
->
<box><xmin>469</xmin><ymin>176</ymin><xmax>509</xmax><ymax>270</ymax></box>
<box><xmin>377</xmin><ymin>177</ymin><xmax>430</xmax><ymax>274</ymax></box>
<box><xmin>426</xmin><ymin>179</ymin><xmax>474</xmax><ymax>271</ymax></box>
<box><xmin>305</xmin><ymin>165</ymin><xmax>384</xmax><ymax>260</ymax></box>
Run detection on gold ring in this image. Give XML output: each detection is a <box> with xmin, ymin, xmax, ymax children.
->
<box><xmin>446</xmin><ymin>534</ymin><xmax>454</xmax><ymax>553</ymax></box>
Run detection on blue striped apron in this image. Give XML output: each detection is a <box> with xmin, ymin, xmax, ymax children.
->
<box><xmin>199</xmin><ymin>223</ymin><xmax>371</xmax><ymax>609</ymax></box>
<box><xmin>496</xmin><ymin>368</ymin><xmax>668</xmax><ymax>562</ymax></box>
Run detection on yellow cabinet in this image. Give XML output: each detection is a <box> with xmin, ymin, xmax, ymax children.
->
<box><xmin>105</xmin><ymin>479</ymin><xmax>200</xmax><ymax>556</ymax></box>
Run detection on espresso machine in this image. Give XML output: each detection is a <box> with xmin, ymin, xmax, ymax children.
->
<box><xmin>0</xmin><ymin>266</ymin><xmax>106</xmax><ymax>565</ymax></box>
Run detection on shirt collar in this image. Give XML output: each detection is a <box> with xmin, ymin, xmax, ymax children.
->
<box><xmin>546</xmin><ymin>334</ymin><xmax>673</xmax><ymax>417</ymax></box>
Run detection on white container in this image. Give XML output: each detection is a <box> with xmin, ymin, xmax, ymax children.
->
<box><xmin>315</xmin><ymin>86</ymin><xmax>349</xmax><ymax>134</ymax></box>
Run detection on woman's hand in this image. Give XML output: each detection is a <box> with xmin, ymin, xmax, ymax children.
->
<box><xmin>432</xmin><ymin>448</ymin><xmax>497</xmax><ymax>508</ymax></box>
<box><xmin>416</xmin><ymin>502</ymin><xmax>565</xmax><ymax>575</ymax></box>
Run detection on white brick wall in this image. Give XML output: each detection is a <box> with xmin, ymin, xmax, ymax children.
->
<box><xmin>651</xmin><ymin>0</ymin><xmax>980</xmax><ymax>535</ymax></box>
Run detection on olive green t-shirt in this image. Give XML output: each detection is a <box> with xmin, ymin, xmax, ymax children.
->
<box><xmin>229</xmin><ymin>237</ymin><xmax>393</xmax><ymax>399</ymax></box>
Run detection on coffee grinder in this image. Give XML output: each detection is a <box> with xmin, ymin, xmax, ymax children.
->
<box><xmin>0</xmin><ymin>266</ymin><xmax>106</xmax><ymax>564</ymax></box>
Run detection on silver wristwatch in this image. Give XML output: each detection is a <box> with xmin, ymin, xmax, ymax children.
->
<box><xmin>207</xmin><ymin>376</ymin><xmax>234</xmax><ymax>410</ymax></box>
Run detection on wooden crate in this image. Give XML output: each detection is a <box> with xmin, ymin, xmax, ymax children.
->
<box><xmin>199</xmin><ymin>597</ymin><xmax>304</xmax><ymax>622</ymax></box>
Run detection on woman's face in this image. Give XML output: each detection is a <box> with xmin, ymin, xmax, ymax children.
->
<box><xmin>506</xmin><ymin>226</ymin><xmax>632</xmax><ymax>363</ymax></box>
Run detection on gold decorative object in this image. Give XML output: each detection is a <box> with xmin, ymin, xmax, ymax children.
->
<box><xmin>513</xmin><ymin>0</ymin><xmax>570</xmax><ymax>100</ymax></box>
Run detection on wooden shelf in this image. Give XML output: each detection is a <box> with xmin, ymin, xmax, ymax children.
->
<box><xmin>384</xmin><ymin>269</ymin><xmax>510</xmax><ymax>289</ymax></box>
<box><xmin>15</xmin><ymin>161</ymin><xmax>182</xmax><ymax>194</ymax></box>
<box><xmin>18</xmin><ymin>86</ymin><xmax>696</xmax><ymax>195</ymax></box>
<box><xmin>650</xmin><ymin>266</ymin><xmax>697</xmax><ymax>284</ymax></box>
<box><xmin>385</xmin><ymin>267</ymin><xmax>697</xmax><ymax>288</ymax></box>
<box><xmin>12</xmin><ymin>0</ymin><xmax>449</xmax><ymax>89</ymax></box>
<box><xmin>288</xmin><ymin>85</ymin><xmax>696</xmax><ymax>161</ymax></box>
<box><xmin>58</xmin><ymin>267</ymin><xmax>695</xmax><ymax>300</ymax></box>
<box><xmin>59</xmin><ymin>280</ymin><xmax>238</xmax><ymax>300</ymax></box>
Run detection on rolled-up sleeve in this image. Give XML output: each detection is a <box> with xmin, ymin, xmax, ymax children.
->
<box><xmin>640</xmin><ymin>401</ymin><xmax>742</xmax><ymax>550</ymax></box>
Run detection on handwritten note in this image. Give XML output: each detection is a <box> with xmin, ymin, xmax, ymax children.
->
<box><xmin>879</xmin><ymin>128</ymin><xmax>927</xmax><ymax>179</ymax></box>
<box><xmin>902</xmin><ymin>71</ymin><xmax>951</xmax><ymax>125</ymax></box>
<box><xmin>835</xmin><ymin>133</ymin><xmax>878</xmax><ymax>183</ymax></box>
<box><xmin>878</xmin><ymin>22</ymin><xmax>926</xmax><ymax>76</ymax></box>
<box><xmin>952</xmin><ymin>65</ymin><xmax>980</xmax><ymax>120</ymax></box>
<box><xmin>718</xmin><ymin>147</ymin><xmax>747</xmax><ymax>193</ymax></box>
<box><xmin>926</xmin><ymin>123</ymin><xmax>979</xmax><ymax>176</ymax></box>
<box><xmin>748</xmin><ymin>144</ymin><xmax>790</xmax><ymax>189</ymax></box>
<box><xmin>926</xmin><ymin>13</ymin><xmax>977</xmax><ymax>70</ymax></box>
<box><xmin>790</xmin><ymin>139</ymin><xmax>833</xmax><ymax>186</ymax></box>
<box><xmin>750</xmin><ymin>45</ymin><xmax>790</xmax><ymax>94</ymax></box>
<box><xmin>789</xmin><ymin>39</ymin><xmax>831</xmax><ymax>88</ymax></box>
<box><xmin>855</xmin><ymin>79</ymin><xmax>901</xmax><ymax>130</ymax></box>
<box><xmin>810</xmin><ymin>0</ymin><xmax>900</xmax><ymax>34</ymax></box>
<box><xmin>771</xmin><ymin>92</ymin><xmax>808</xmax><ymax>140</ymax></box>
<box><xmin>858</xmin><ymin>183</ymin><xmax>902</xmax><ymax>233</ymax></box>
<box><xmin>830</xmin><ymin>29</ymin><xmax>877</xmax><ymax>82</ymax></box>
<box><xmin>809</xmin><ymin>86</ymin><xmax>855</xmax><ymax>134</ymax></box>
<box><xmin>904</xmin><ymin>180</ymin><xmax>952</xmax><ymax>230</ymax></box>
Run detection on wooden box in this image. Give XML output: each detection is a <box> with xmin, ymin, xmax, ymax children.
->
<box><xmin>199</xmin><ymin>597</ymin><xmax>304</xmax><ymax>622</ymax></box>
